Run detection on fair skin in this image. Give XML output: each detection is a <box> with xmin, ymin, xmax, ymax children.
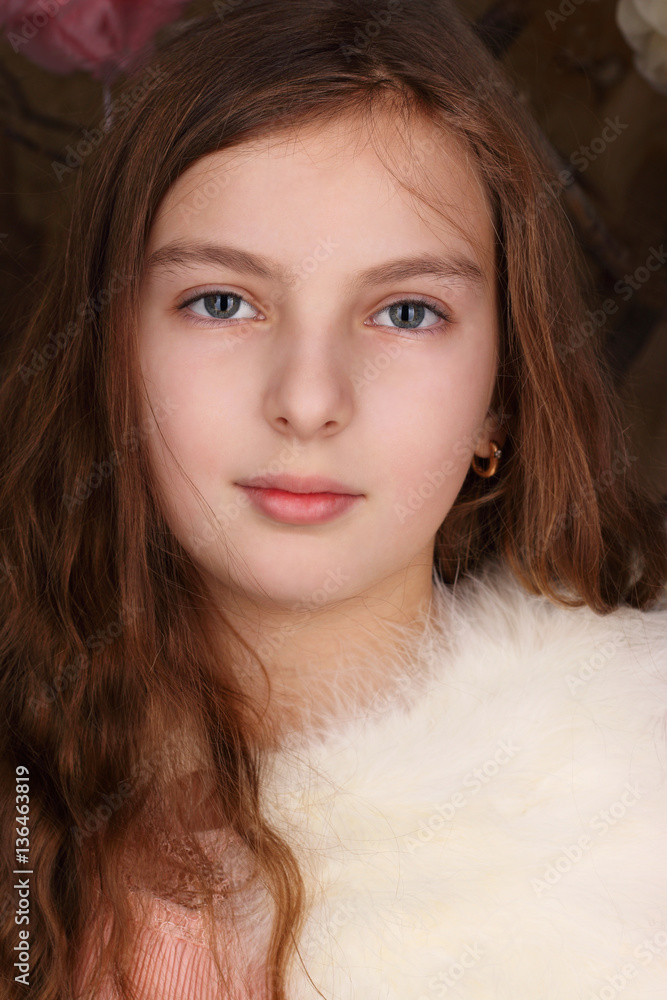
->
<box><xmin>137</xmin><ymin>110</ymin><xmax>506</xmax><ymax>742</ymax></box>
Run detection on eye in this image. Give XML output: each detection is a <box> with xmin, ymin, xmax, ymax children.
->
<box><xmin>175</xmin><ymin>289</ymin><xmax>451</xmax><ymax>335</ymax></box>
<box><xmin>369</xmin><ymin>297</ymin><xmax>451</xmax><ymax>336</ymax></box>
<box><xmin>177</xmin><ymin>289</ymin><xmax>260</xmax><ymax>325</ymax></box>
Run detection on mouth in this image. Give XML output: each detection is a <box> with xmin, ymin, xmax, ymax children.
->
<box><xmin>235</xmin><ymin>473</ymin><xmax>362</xmax><ymax>496</ymax></box>
<box><xmin>235</xmin><ymin>474</ymin><xmax>364</xmax><ymax>525</ymax></box>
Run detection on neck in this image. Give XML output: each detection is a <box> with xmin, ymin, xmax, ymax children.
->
<box><xmin>207</xmin><ymin>558</ymin><xmax>439</xmax><ymax>746</ymax></box>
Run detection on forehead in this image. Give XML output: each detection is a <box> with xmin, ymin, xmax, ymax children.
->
<box><xmin>148</xmin><ymin>107</ymin><xmax>495</xmax><ymax>269</ymax></box>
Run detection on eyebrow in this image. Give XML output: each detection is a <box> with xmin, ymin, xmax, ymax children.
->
<box><xmin>144</xmin><ymin>240</ymin><xmax>487</xmax><ymax>292</ymax></box>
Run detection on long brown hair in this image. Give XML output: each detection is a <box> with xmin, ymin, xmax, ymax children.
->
<box><xmin>1</xmin><ymin>1</ymin><xmax>666</xmax><ymax>997</ymax></box>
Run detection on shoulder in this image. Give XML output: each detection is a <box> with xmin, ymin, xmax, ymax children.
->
<box><xmin>430</xmin><ymin>555</ymin><xmax>667</xmax><ymax>705</ymax></box>
<box><xmin>263</xmin><ymin>556</ymin><xmax>667</xmax><ymax>833</ymax></box>
<box><xmin>262</xmin><ymin>562</ymin><xmax>667</xmax><ymax>1000</ymax></box>
<box><xmin>423</xmin><ymin>558</ymin><xmax>667</xmax><ymax>779</ymax></box>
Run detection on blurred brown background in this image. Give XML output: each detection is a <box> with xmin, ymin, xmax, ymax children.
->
<box><xmin>1</xmin><ymin>0</ymin><xmax>666</xmax><ymax>499</ymax></box>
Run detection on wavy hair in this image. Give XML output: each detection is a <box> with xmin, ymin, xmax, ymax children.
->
<box><xmin>1</xmin><ymin>0</ymin><xmax>666</xmax><ymax>998</ymax></box>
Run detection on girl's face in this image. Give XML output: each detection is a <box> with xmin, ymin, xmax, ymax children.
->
<box><xmin>137</xmin><ymin>112</ymin><xmax>502</xmax><ymax>617</ymax></box>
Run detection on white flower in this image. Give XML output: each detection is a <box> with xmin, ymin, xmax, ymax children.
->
<box><xmin>616</xmin><ymin>0</ymin><xmax>667</xmax><ymax>93</ymax></box>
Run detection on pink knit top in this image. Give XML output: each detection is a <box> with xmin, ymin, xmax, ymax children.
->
<box><xmin>73</xmin><ymin>822</ymin><xmax>273</xmax><ymax>1000</ymax></box>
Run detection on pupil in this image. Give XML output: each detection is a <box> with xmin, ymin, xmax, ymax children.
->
<box><xmin>204</xmin><ymin>293</ymin><xmax>237</xmax><ymax>319</ymax></box>
<box><xmin>390</xmin><ymin>302</ymin><xmax>424</xmax><ymax>328</ymax></box>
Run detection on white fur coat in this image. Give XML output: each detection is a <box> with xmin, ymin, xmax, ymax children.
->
<box><xmin>255</xmin><ymin>557</ymin><xmax>667</xmax><ymax>1000</ymax></box>
<box><xmin>75</xmin><ymin>557</ymin><xmax>667</xmax><ymax>1000</ymax></box>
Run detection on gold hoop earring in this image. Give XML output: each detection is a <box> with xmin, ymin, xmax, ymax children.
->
<box><xmin>471</xmin><ymin>440</ymin><xmax>502</xmax><ymax>478</ymax></box>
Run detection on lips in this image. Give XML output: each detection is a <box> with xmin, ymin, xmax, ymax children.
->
<box><xmin>235</xmin><ymin>473</ymin><xmax>362</xmax><ymax>496</ymax></box>
<box><xmin>234</xmin><ymin>473</ymin><xmax>364</xmax><ymax>525</ymax></box>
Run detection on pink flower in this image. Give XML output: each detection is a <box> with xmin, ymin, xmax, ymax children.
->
<box><xmin>1</xmin><ymin>0</ymin><xmax>191</xmax><ymax>82</ymax></box>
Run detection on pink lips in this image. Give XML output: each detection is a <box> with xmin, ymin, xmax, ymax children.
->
<box><xmin>235</xmin><ymin>473</ymin><xmax>363</xmax><ymax>525</ymax></box>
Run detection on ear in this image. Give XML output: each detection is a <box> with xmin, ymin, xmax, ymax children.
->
<box><xmin>473</xmin><ymin>409</ymin><xmax>507</xmax><ymax>460</ymax></box>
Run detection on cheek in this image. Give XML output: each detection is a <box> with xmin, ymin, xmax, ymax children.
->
<box><xmin>370</xmin><ymin>349</ymin><xmax>494</xmax><ymax>515</ymax></box>
<box><xmin>140</xmin><ymin>326</ymin><xmax>245</xmax><ymax>464</ymax></box>
<box><xmin>137</xmin><ymin>345</ymin><xmax>222</xmax><ymax>525</ymax></box>
<box><xmin>142</xmin><ymin>322</ymin><xmax>261</xmax><ymax>431</ymax></box>
<box><xmin>385</xmin><ymin>421</ymin><xmax>476</xmax><ymax>532</ymax></box>
<box><xmin>140</xmin><ymin>411</ymin><xmax>203</xmax><ymax>541</ymax></box>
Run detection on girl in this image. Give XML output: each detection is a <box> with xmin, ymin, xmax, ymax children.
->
<box><xmin>1</xmin><ymin>1</ymin><xmax>667</xmax><ymax>998</ymax></box>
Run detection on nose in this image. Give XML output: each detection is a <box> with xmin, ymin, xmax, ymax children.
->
<box><xmin>262</xmin><ymin>321</ymin><xmax>355</xmax><ymax>441</ymax></box>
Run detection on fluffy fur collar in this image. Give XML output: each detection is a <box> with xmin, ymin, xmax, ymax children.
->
<box><xmin>257</xmin><ymin>558</ymin><xmax>667</xmax><ymax>999</ymax></box>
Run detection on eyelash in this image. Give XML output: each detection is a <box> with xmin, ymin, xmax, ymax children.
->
<box><xmin>176</xmin><ymin>289</ymin><xmax>452</xmax><ymax>336</ymax></box>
